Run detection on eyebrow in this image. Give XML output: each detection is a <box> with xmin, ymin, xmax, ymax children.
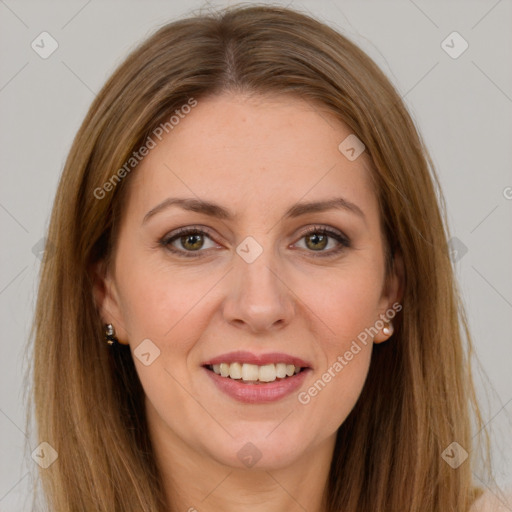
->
<box><xmin>142</xmin><ymin>196</ymin><xmax>366</xmax><ymax>224</ymax></box>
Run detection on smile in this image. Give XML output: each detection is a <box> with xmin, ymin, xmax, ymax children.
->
<box><xmin>206</xmin><ymin>362</ymin><xmax>303</xmax><ymax>383</ymax></box>
<box><xmin>202</xmin><ymin>351</ymin><xmax>311</xmax><ymax>403</ymax></box>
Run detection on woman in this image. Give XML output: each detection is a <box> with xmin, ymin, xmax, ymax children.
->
<box><xmin>30</xmin><ymin>5</ymin><xmax>505</xmax><ymax>511</ymax></box>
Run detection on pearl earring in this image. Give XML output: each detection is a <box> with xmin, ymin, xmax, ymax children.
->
<box><xmin>382</xmin><ymin>322</ymin><xmax>394</xmax><ymax>337</ymax></box>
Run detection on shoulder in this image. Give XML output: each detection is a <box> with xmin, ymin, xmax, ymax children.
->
<box><xmin>470</xmin><ymin>489</ymin><xmax>512</xmax><ymax>512</ymax></box>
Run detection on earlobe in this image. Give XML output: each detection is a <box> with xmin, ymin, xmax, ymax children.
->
<box><xmin>374</xmin><ymin>250</ymin><xmax>404</xmax><ymax>344</ymax></box>
<box><xmin>91</xmin><ymin>260</ymin><xmax>129</xmax><ymax>345</ymax></box>
<box><xmin>373</xmin><ymin>320</ymin><xmax>394</xmax><ymax>344</ymax></box>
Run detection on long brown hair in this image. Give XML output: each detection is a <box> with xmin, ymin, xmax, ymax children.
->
<box><xmin>29</xmin><ymin>4</ymin><xmax>490</xmax><ymax>510</ymax></box>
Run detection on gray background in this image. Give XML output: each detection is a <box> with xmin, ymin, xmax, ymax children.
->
<box><xmin>1</xmin><ymin>0</ymin><xmax>511</xmax><ymax>510</ymax></box>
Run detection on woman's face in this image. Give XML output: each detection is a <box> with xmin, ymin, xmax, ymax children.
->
<box><xmin>97</xmin><ymin>92</ymin><xmax>401</xmax><ymax>470</ymax></box>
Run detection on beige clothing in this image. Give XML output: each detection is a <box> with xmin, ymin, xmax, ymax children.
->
<box><xmin>470</xmin><ymin>489</ymin><xmax>512</xmax><ymax>511</ymax></box>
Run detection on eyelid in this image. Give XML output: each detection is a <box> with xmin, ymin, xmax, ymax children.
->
<box><xmin>165</xmin><ymin>224</ymin><xmax>216</xmax><ymax>239</ymax></box>
<box><xmin>159</xmin><ymin>224</ymin><xmax>351</xmax><ymax>258</ymax></box>
<box><xmin>159</xmin><ymin>225</ymin><xmax>220</xmax><ymax>257</ymax></box>
<box><xmin>292</xmin><ymin>225</ymin><xmax>351</xmax><ymax>257</ymax></box>
<box><xmin>296</xmin><ymin>225</ymin><xmax>350</xmax><ymax>245</ymax></box>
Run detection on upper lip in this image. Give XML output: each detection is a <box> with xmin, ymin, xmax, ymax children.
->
<box><xmin>203</xmin><ymin>351</ymin><xmax>312</xmax><ymax>368</ymax></box>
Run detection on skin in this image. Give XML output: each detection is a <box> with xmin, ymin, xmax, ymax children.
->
<box><xmin>95</xmin><ymin>92</ymin><xmax>403</xmax><ymax>512</ymax></box>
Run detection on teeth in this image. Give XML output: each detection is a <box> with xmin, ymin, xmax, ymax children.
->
<box><xmin>210</xmin><ymin>362</ymin><xmax>302</xmax><ymax>382</ymax></box>
<box><xmin>242</xmin><ymin>363</ymin><xmax>259</xmax><ymax>381</ymax></box>
<box><xmin>259</xmin><ymin>364</ymin><xmax>276</xmax><ymax>382</ymax></box>
<box><xmin>229</xmin><ymin>362</ymin><xmax>242</xmax><ymax>379</ymax></box>
<box><xmin>275</xmin><ymin>363</ymin><xmax>287</xmax><ymax>378</ymax></box>
<box><xmin>219</xmin><ymin>363</ymin><xmax>230</xmax><ymax>377</ymax></box>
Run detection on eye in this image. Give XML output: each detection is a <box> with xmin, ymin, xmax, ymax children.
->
<box><xmin>159</xmin><ymin>224</ymin><xmax>351</xmax><ymax>259</ymax></box>
<box><xmin>293</xmin><ymin>225</ymin><xmax>351</xmax><ymax>257</ymax></box>
<box><xmin>159</xmin><ymin>226</ymin><xmax>218</xmax><ymax>258</ymax></box>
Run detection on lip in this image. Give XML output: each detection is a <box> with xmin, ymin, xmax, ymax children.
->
<box><xmin>203</xmin><ymin>366</ymin><xmax>311</xmax><ymax>404</ymax></box>
<box><xmin>202</xmin><ymin>351</ymin><xmax>312</xmax><ymax>368</ymax></box>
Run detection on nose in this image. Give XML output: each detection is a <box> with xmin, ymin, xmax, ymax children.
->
<box><xmin>222</xmin><ymin>244</ymin><xmax>296</xmax><ymax>334</ymax></box>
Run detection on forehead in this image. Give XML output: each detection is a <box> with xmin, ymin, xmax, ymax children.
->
<box><xmin>126</xmin><ymin>92</ymin><xmax>378</xmax><ymax>223</ymax></box>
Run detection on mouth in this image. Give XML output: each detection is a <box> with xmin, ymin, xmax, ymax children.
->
<box><xmin>201</xmin><ymin>351</ymin><xmax>311</xmax><ymax>403</ymax></box>
<box><xmin>204</xmin><ymin>362</ymin><xmax>306</xmax><ymax>384</ymax></box>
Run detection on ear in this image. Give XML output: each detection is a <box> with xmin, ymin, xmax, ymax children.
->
<box><xmin>374</xmin><ymin>250</ymin><xmax>404</xmax><ymax>344</ymax></box>
<box><xmin>91</xmin><ymin>259</ymin><xmax>130</xmax><ymax>345</ymax></box>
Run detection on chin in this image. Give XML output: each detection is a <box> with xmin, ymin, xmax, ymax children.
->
<box><xmin>204</xmin><ymin>424</ymin><xmax>314</xmax><ymax>471</ymax></box>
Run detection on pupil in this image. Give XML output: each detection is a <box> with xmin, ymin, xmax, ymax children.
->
<box><xmin>183</xmin><ymin>234</ymin><xmax>203</xmax><ymax>250</ymax></box>
<box><xmin>307</xmin><ymin>233</ymin><xmax>327</xmax><ymax>250</ymax></box>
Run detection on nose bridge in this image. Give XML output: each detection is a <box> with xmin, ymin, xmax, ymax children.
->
<box><xmin>223</xmin><ymin>234</ymin><xmax>294</xmax><ymax>332</ymax></box>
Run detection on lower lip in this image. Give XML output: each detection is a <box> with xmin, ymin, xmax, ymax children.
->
<box><xmin>203</xmin><ymin>367</ymin><xmax>310</xmax><ymax>404</ymax></box>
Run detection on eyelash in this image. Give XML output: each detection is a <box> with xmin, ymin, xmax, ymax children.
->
<box><xmin>159</xmin><ymin>224</ymin><xmax>351</xmax><ymax>259</ymax></box>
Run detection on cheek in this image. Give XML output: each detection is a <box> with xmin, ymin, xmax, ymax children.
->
<box><xmin>297</xmin><ymin>313</ymin><xmax>374</xmax><ymax>436</ymax></box>
<box><xmin>115</xmin><ymin>252</ymin><xmax>217</xmax><ymax>342</ymax></box>
<box><xmin>293</xmin><ymin>264</ymin><xmax>382</xmax><ymax>428</ymax></box>
<box><xmin>308</xmin><ymin>347</ymin><xmax>372</xmax><ymax>434</ymax></box>
<box><xmin>303</xmin><ymin>260</ymin><xmax>385</xmax><ymax>342</ymax></box>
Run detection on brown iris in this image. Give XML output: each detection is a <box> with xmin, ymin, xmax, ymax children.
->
<box><xmin>305</xmin><ymin>232</ymin><xmax>328</xmax><ymax>251</ymax></box>
<box><xmin>180</xmin><ymin>233</ymin><xmax>204</xmax><ymax>251</ymax></box>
